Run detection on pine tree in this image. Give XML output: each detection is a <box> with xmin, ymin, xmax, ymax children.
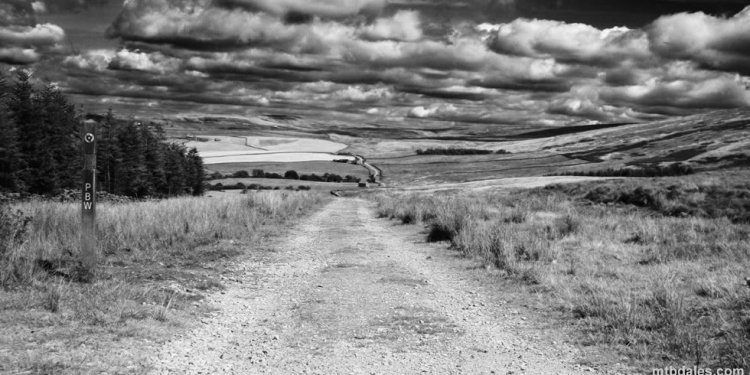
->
<box><xmin>8</xmin><ymin>70</ymin><xmax>37</xmax><ymax>191</ymax></box>
<box><xmin>97</xmin><ymin>109</ymin><xmax>119</xmax><ymax>193</ymax></box>
<box><xmin>186</xmin><ymin>148</ymin><xmax>205</xmax><ymax>196</ymax></box>
<box><xmin>164</xmin><ymin>143</ymin><xmax>187</xmax><ymax>196</ymax></box>
<box><xmin>115</xmin><ymin>121</ymin><xmax>147</xmax><ymax>197</ymax></box>
<box><xmin>0</xmin><ymin>75</ymin><xmax>20</xmax><ymax>191</ymax></box>
<box><xmin>140</xmin><ymin>122</ymin><xmax>166</xmax><ymax>196</ymax></box>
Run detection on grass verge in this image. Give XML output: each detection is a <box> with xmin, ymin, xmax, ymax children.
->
<box><xmin>374</xmin><ymin>177</ymin><xmax>749</xmax><ymax>372</ymax></box>
<box><xmin>0</xmin><ymin>191</ymin><xmax>328</xmax><ymax>373</ymax></box>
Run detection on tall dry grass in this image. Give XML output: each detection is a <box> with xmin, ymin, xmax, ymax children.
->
<box><xmin>1</xmin><ymin>191</ymin><xmax>328</xmax><ymax>373</ymax></box>
<box><xmin>2</xmin><ymin>191</ymin><xmax>323</xmax><ymax>285</ymax></box>
<box><xmin>374</xmin><ymin>185</ymin><xmax>750</xmax><ymax>371</ymax></box>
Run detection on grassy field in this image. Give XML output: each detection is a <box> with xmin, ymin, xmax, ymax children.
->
<box><xmin>0</xmin><ymin>192</ymin><xmax>329</xmax><ymax>373</ymax></box>
<box><xmin>373</xmin><ymin>171</ymin><xmax>750</xmax><ymax>372</ymax></box>
<box><xmin>372</xmin><ymin>151</ymin><xmax>590</xmax><ymax>184</ymax></box>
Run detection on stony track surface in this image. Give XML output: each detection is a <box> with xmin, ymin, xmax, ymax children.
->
<box><xmin>153</xmin><ymin>198</ymin><xmax>595</xmax><ymax>374</ymax></box>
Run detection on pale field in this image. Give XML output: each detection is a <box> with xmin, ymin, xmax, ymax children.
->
<box><xmin>183</xmin><ymin>135</ymin><xmax>353</xmax><ymax>165</ymax></box>
<box><xmin>185</xmin><ymin>136</ymin><xmax>348</xmax><ymax>154</ymax></box>
<box><xmin>201</xmin><ymin>152</ymin><xmax>355</xmax><ymax>164</ymax></box>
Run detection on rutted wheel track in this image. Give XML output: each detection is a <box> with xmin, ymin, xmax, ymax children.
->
<box><xmin>152</xmin><ymin>198</ymin><xmax>595</xmax><ymax>374</ymax></box>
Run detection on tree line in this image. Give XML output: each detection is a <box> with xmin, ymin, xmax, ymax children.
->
<box><xmin>0</xmin><ymin>71</ymin><xmax>204</xmax><ymax>198</ymax></box>
<box><xmin>209</xmin><ymin>169</ymin><xmax>362</xmax><ymax>183</ymax></box>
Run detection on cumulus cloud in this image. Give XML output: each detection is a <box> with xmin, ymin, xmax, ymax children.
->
<box><xmin>486</xmin><ymin>18</ymin><xmax>651</xmax><ymax>67</ymax></box>
<box><xmin>0</xmin><ymin>22</ymin><xmax>65</xmax><ymax>64</ymax></box>
<box><xmin>63</xmin><ymin>48</ymin><xmax>182</xmax><ymax>74</ymax></box>
<box><xmin>63</xmin><ymin>49</ymin><xmax>115</xmax><ymax>71</ymax></box>
<box><xmin>360</xmin><ymin>10</ymin><xmax>422</xmax><ymax>41</ymax></box>
<box><xmin>108</xmin><ymin>49</ymin><xmax>182</xmax><ymax>73</ymax></box>
<box><xmin>547</xmin><ymin>96</ymin><xmax>639</xmax><ymax>123</ymax></box>
<box><xmin>600</xmin><ymin>73</ymin><xmax>750</xmax><ymax>113</ymax></box>
<box><xmin>649</xmin><ymin>6</ymin><xmax>750</xmax><ymax>74</ymax></box>
<box><xmin>0</xmin><ymin>47</ymin><xmax>39</xmax><ymax>64</ymax></box>
<box><xmin>30</xmin><ymin>1</ymin><xmax>46</xmax><ymax>13</ymax></box>
<box><xmin>0</xmin><ymin>23</ymin><xmax>64</xmax><ymax>46</ymax></box>
<box><xmin>332</xmin><ymin>85</ymin><xmax>394</xmax><ymax>102</ymax></box>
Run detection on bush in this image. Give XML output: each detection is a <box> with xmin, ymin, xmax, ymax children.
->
<box><xmin>264</xmin><ymin>172</ymin><xmax>283</xmax><ymax>179</ymax></box>
<box><xmin>284</xmin><ymin>170</ymin><xmax>299</xmax><ymax>180</ymax></box>
<box><xmin>208</xmin><ymin>172</ymin><xmax>224</xmax><ymax>180</ymax></box>
<box><xmin>232</xmin><ymin>170</ymin><xmax>250</xmax><ymax>178</ymax></box>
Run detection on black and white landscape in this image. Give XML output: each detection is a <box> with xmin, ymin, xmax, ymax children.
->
<box><xmin>1</xmin><ymin>0</ymin><xmax>749</xmax><ymax>374</ymax></box>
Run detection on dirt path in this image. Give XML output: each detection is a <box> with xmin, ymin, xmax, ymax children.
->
<box><xmin>153</xmin><ymin>198</ymin><xmax>595</xmax><ymax>374</ymax></box>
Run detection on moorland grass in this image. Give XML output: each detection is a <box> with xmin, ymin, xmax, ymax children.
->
<box><xmin>0</xmin><ymin>191</ymin><xmax>328</xmax><ymax>373</ymax></box>
<box><xmin>374</xmin><ymin>180</ymin><xmax>750</xmax><ymax>371</ymax></box>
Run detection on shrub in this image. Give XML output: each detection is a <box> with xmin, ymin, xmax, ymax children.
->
<box><xmin>284</xmin><ymin>170</ymin><xmax>299</xmax><ymax>180</ymax></box>
<box><xmin>232</xmin><ymin>170</ymin><xmax>250</xmax><ymax>178</ymax></box>
<box><xmin>208</xmin><ymin>172</ymin><xmax>224</xmax><ymax>180</ymax></box>
<box><xmin>264</xmin><ymin>172</ymin><xmax>283</xmax><ymax>179</ymax></box>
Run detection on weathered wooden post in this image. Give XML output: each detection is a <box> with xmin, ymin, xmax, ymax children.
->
<box><xmin>80</xmin><ymin>120</ymin><xmax>97</xmax><ymax>278</ymax></box>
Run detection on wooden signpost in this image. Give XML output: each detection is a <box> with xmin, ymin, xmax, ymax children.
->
<box><xmin>81</xmin><ymin>120</ymin><xmax>97</xmax><ymax>277</ymax></box>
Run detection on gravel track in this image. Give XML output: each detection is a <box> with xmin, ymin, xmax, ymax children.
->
<box><xmin>153</xmin><ymin>198</ymin><xmax>596</xmax><ymax>374</ymax></box>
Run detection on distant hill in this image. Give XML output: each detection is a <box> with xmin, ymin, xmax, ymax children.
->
<box><xmin>505</xmin><ymin>109</ymin><xmax>750</xmax><ymax>171</ymax></box>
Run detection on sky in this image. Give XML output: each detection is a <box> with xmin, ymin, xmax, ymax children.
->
<box><xmin>1</xmin><ymin>0</ymin><xmax>750</xmax><ymax>127</ymax></box>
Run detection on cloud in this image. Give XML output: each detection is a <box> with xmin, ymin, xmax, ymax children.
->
<box><xmin>108</xmin><ymin>49</ymin><xmax>182</xmax><ymax>73</ymax></box>
<box><xmin>0</xmin><ymin>23</ymin><xmax>65</xmax><ymax>46</ymax></box>
<box><xmin>486</xmin><ymin>18</ymin><xmax>651</xmax><ymax>67</ymax></box>
<box><xmin>58</xmin><ymin>1</ymin><xmax>750</xmax><ymax>126</ymax></box>
<box><xmin>408</xmin><ymin>103</ymin><xmax>455</xmax><ymax>118</ymax></box>
<box><xmin>600</xmin><ymin>73</ymin><xmax>750</xmax><ymax>113</ymax></box>
<box><xmin>30</xmin><ymin>1</ymin><xmax>46</xmax><ymax>13</ymax></box>
<box><xmin>63</xmin><ymin>49</ymin><xmax>115</xmax><ymax>71</ymax></box>
<box><xmin>332</xmin><ymin>84</ymin><xmax>394</xmax><ymax>102</ymax></box>
<box><xmin>0</xmin><ymin>47</ymin><xmax>39</xmax><ymax>64</ymax></box>
<box><xmin>0</xmin><ymin>23</ymin><xmax>65</xmax><ymax>64</ymax></box>
<box><xmin>648</xmin><ymin>6</ymin><xmax>750</xmax><ymax>74</ymax></box>
<box><xmin>360</xmin><ymin>10</ymin><xmax>422</xmax><ymax>42</ymax></box>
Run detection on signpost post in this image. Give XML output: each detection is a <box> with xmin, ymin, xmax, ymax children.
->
<box><xmin>81</xmin><ymin>120</ymin><xmax>97</xmax><ymax>278</ymax></box>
